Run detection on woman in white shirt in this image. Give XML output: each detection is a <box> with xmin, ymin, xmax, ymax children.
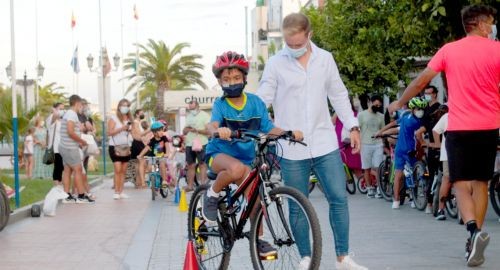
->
<box><xmin>108</xmin><ymin>99</ymin><xmax>133</xmax><ymax>199</ymax></box>
<box><xmin>46</xmin><ymin>103</ymin><xmax>65</xmax><ymax>186</ymax></box>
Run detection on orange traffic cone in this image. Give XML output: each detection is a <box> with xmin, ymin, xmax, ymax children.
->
<box><xmin>183</xmin><ymin>240</ymin><xmax>199</xmax><ymax>270</ymax></box>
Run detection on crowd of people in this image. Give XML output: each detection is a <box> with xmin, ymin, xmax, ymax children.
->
<box><xmin>25</xmin><ymin>4</ymin><xmax>497</xmax><ymax>270</ymax></box>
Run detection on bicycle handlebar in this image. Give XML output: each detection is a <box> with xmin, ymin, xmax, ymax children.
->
<box><xmin>213</xmin><ymin>130</ymin><xmax>307</xmax><ymax>146</ymax></box>
<box><xmin>372</xmin><ymin>134</ymin><xmax>398</xmax><ymax>140</ymax></box>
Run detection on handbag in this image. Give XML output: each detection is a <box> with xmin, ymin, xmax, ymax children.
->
<box><xmin>43</xmin><ymin>124</ymin><xmax>57</xmax><ymax>165</ymax></box>
<box><xmin>81</xmin><ymin>134</ymin><xmax>100</xmax><ymax>156</ymax></box>
<box><xmin>112</xmin><ymin>131</ymin><xmax>131</xmax><ymax>157</ymax></box>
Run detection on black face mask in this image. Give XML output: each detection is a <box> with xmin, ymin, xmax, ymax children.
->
<box><xmin>222</xmin><ymin>83</ymin><xmax>246</xmax><ymax>98</ymax></box>
<box><xmin>139</xmin><ymin>115</ymin><xmax>145</xmax><ymax>120</ymax></box>
<box><xmin>371</xmin><ymin>105</ymin><xmax>382</xmax><ymax>113</ymax></box>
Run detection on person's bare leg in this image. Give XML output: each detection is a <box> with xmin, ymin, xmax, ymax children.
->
<box><xmin>210</xmin><ymin>154</ymin><xmax>248</xmax><ymax>193</ymax></box>
<box><xmin>363</xmin><ymin>169</ymin><xmax>371</xmax><ymax>189</ymax></box>
<box><xmin>62</xmin><ymin>165</ymin><xmax>72</xmax><ymax>193</ymax></box>
<box><xmin>199</xmin><ymin>163</ymin><xmax>208</xmax><ymax>185</ymax></box>
<box><xmin>438</xmin><ymin>175</ymin><xmax>451</xmax><ymax>210</ymax></box>
<box><xmin>159</xmin><ymin>162</ymin><xmax>167</xmax><ymax>185</ymax></box>
<box><xmin>72</xmin><ymin>165</ymin><xmax>85</xmax><ymax>195</ymax></box>
<box><xmin>471</xmin><ymin>181</ymin><xmax>488</xmax><ymax>229</ymax></box>
<box><xmin>393</xmin><ymin>170</ymin><xmax>404</xmax><ymax>201</ymax></box>
<box><xmin>138</xmin><ymin>159</ymin><xmax>146</xmax><ymax>187</ymax></box>
<box><xmin>113</xmin><ymin>162</ymin><xmax>121</xmax><ymax>194</ymax></box>
<box><xmin>455</xmin><ymin>181</ymin><xmax>476</xmax><ymax>224</ymax></box>
<box><xmin>187</xmin><ymin>163</ymin><xmax>196</xmax><ymax>188</ymax></box>
<box><xmin>119</xmin><ymin>162</ymin><xmax>128</xmax><ymax>194</ymax></box>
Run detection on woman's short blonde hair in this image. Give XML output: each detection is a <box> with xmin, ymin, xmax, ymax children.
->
<box><xmin>282</xmin><ymin>13</ymin><xmax>311</xmax><ymax>36</ymax></box>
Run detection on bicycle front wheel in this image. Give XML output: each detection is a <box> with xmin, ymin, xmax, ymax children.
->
<box><xmin>412</xmin><ymin>161</ymin><xmax>428</xmax><ymax>211</ymax></box>
<box><xmin>490</xmin><ymin>173</ymin><xmax>500</xmax><ymax>217</ymax></box>
<box><xmin>187</xmin><ymin>184</ymin><xmax>230</xmax><ymax>270</ymax></box>
<box><xmin>149</xmin><ymin>174</ymin><xmax>156</xmax><ymax>201</ymax></box>
<box><xmin>357</xmin><ymin>176</ymin><xmax>368</xmax><ymax>194</ymax></box>
<box><xmin>249</xmin><ymin>186</ymin><xmax>322</xmax><ymax>270</ymax></box>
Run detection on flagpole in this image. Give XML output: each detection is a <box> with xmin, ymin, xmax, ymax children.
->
<box><xmin>98</xmin><ymin>0</ymin><xmax>107</xmax><ymax>176</ymax></box>
<box><xmin>35</xmin><ymin>0</ymin><xmax>39</xmax><ymax>105</ymax></box>
<box><xmin>135</xmin><ymin>7</ymin><xmax>140</xmax><ymax>107</ymax></box>
<box><xmin>10</xmin><ymin>0</ymin><xmax>20</xmax><ymax>208</ymax></box>
<box><xmin>120</xmin><ymin>0</ymin><xmax>125</xmax><ymax>95</ymax></box>
<box><xmin>72</xmin><ymin>16</ymin><xmax>75</xmax><ymax>95</ymax></box>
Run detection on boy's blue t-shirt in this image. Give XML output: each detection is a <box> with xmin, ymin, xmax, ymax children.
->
<box><xmin>395</xmin><ymin>111</ymin><xmax>422</xmax><ymax>154</ymax></box>
<box><xmin>206</xmin><ymin>93</ymin><xmax>274</xmax><ymax>166</ymax></box>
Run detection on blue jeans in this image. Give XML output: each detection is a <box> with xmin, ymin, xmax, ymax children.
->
<box><xmin>280</xmin><ymin>150</ymin><xmax>349</xmax><ymax>257</ymax></box>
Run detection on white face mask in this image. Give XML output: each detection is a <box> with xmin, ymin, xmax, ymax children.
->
<box><xmin>424</xmin><ymin>94</ymin><xmax>432</xmax><ymax>102</ymax></box>
<box><xmin>119</xmin><ymin>106</ymin><xmax>130</xmax><ymax>114</ymax></box>
<box><xmin>414</xmin><ymin>110</ymin><xmax>424</xmax><ymax>119</ymax></box>
<box><xmin>286</xmin><ymin>43</ymin><xmax>308</xmax><ymax>58</ymax></box>
<box><xmin>58</xmin><ymin>109</ymin><xmax>66</xmax><ymax>117</ymax></box>
<box><xmin>489</xmin><ymin>25</ymin><xmax>497</xmax><ymax>40</ymax></box>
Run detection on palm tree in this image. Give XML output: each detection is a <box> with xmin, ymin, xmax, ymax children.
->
<box><xmin>123</xmin><ymin>40</ymin><xmax>207</xmax><ymax>118</ymax></box>
<box><xmin>0</xmin><ymin>88</ymin><xmax>38</xmax><ymax>142</ymax></box>
<box><xmin>37</xmin><ymin>82</ymin><xmax>66</xmax><ymax>115</ymax></box>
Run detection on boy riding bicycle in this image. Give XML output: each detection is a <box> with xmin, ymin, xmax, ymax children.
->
<box><xmin>137</xmin><ymin>121</ymin><xmax>175</xmax><ymax>188</ymax></box>
<box><xmin>376</xmin><ymin>97</ymin><xmax>428</xmax><ymax>209</ymax></box>
<box><xmin>202</xmin><ymin>51</ymin><xmax>303</xmax><ymax>258</ymax></box>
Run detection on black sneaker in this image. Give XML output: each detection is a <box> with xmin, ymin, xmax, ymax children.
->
<box><xmin>76</xmin><ymin>195</ymin><xmax>95</xmax><ymax>204</ymax></box>
<box><xmin>62</xmin><ymin>193</ymin><xmax>76</xmax><ymax>204</ymax></box>
<box><xmin>467</xmin><ymin>231</ymin><xmax>490</xmax><ymax>267</ymax></box>
<box><xmin>202</xmin><ymin>192</ymin><xmax>219</xmax><ymax>222</ymax></box>
<box><xmin>435</xmin><ymin>209</ymin><xmax>446</xmax><ymax>221</ymax></box>
<box><xmin>257</xmin><ymin>239</ymin><xmax>278</xmax><ymax>258</ymax></box>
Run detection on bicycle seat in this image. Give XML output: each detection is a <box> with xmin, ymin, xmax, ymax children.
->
<box><xmin>207</xmin><ymin>170</ymin><xmax>218</xmax><ymax>180</ymax></box>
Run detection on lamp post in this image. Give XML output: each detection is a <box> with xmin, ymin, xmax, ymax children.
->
<box><xmin>35</xmin><ymin>61</ymin><xmax>44</xmax><ymax>105</ymax></box>
<box><xmin>86</xmin><ymin>51</ymin><xmax>120</xmax><ymax>176</ymax></box>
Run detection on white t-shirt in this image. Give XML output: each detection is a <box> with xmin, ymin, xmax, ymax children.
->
<box><xmin>432</xmin><ymin>113</ymin><xmax>448</xmax><ymax>161</ymax></box>
<box><xmin>108</xmin><ymin>115</ymin><xmax>132</xmax><ymax>146</ymax></box>
<box><xmin>24</xmin><ymin>135</ymin><xmax>34</xmax><ymax>154</ymax></box>
<box><xmin>60</xmin><ymin>110</ymin><xmax>81</xmax><ymax>149</ymax></box>
<box><xmin>46</xmin><ymin>115</ymin><xmax>62</xmax><ymax>153</ymax></box>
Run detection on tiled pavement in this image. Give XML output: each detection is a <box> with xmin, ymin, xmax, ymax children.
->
<box><xmin>1</xmin><ymin>178</ymin><xmax>499</xmax><ymax>270</ymax></box>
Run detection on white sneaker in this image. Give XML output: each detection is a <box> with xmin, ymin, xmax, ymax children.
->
<box><xmin>335</xmin><ymin>255</ymin><xmax>368</xmax><ymax>270</ymax></box>
<box><xmin>298</xmin><ymin>256</ymin><xmax>311</xmax><ymax>270</ymax></box>
<box><xmin>392</xmin><ymin>201</ymin><xmax>400</xmax><ymax>209</ymax></box>
<box><xmin>410</xmin><ymin>201</ymin><xmax>416</xmax><ymax>208</ymax></box>
<box><xmin>120</xmin><ymin>193</ymin><xmax>129</xmax><ymax>199</ymax></box>
<box><xmin>113</xmin><ymin>193</ymin><xmax>120</xmax><ymax>200</ymax></box>
<box><xmin>425</xmin><ymin>205</ymin><xmax>432</xmax><ymax>214</ymax></box>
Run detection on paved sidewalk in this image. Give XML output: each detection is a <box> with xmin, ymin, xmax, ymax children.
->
<box><xmin>1</xmin><ymin>178</ymin><xmax>499</xmax><ymax>270</ymax></box>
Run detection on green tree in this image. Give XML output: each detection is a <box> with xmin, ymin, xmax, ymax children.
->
<box><xmin>123</xmin><ymin>40</ymin><xmax>207</xmax><ymax>118</ymax></box>
<box><xmin>0</xmin><ymin>87</ymin><xmax>37</xmax><ymax>142</ymax></box>
<box><xmin>37</xmin><ymin>82</ymin><xmax>66</xmax><ymax>115</ymax></box>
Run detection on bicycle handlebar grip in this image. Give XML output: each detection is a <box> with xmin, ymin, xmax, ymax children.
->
<box><xmin>213</xmin><ymin>130</ymin><xmax>240</xmax><ymax>139</ymax></box>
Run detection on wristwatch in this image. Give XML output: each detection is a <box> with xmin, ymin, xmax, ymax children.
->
<box><xmin>350</xmin><ymin>126</ymin><xmax>361</xmax><ymax>132</ymax></box>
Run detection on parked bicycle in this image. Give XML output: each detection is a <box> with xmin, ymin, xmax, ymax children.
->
<box><xmin>188</xmin><ymin>131</ymin><xmax>322</xmax><ymax>270</ymax></box>
<box><xmin>430</xmin><ymin>169</ymin><xmax>458</xmax><ymax>219</ymax></box>
<box><xmin>0</xmin><ymin>181</ymin><xmax>10</xmax><ymax>232</ymax></box>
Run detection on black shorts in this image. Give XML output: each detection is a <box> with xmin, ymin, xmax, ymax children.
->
<box><xmin>109</xmin><ymin>146</ymin><xmax>131</xmax><ymax>163</ymax></box>
<box><xmin>130</xmin><ymin>140</ymin><xmax>145</xmax><ymax>160</ymax></box>
<box><xmin>53</xmin><ymin>153</ymin><xmax>63</xmax><ymax>182</ymax></box>
<box><xmin>446</xmin><ymin>129</ymin><xmax>497</xmax><ymax>182</ymax></box>
<box><xmin>186</xmin><ymin>145</ymin><xmax>206</xmax><ymax>165</ymax></box>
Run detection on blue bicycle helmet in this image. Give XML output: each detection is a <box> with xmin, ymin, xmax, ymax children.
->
<box><xmin>150</xmin><ymin>121</ymin><xmax>164</xmax><ymax>132</ymax></box>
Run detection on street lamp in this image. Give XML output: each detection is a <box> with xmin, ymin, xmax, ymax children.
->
<box><xmin>5</xmin><ymin>62</ymin><xmax>12</xmax><ymax>79</ymax></box>
<box><xmin>36</xmin><ymin>61</ymin><xmax>44</xmax><ymax>78</ymax></box>
<box><xmin>86</xmin><ymin>49</ymin><xmax>120</xmax><ymax>176</ymax></box>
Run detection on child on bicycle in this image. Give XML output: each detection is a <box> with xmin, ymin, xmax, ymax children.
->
<box><xmin>376</xmin><ymin>97</ymin><xmax>428</xmax><ymax>209</ymax></box>
<box><xmin>202</xmin><ymin>51</ymin><xmax>303</xmax><ymax>257</ymax></box>
<box><xmin>137</xmin><ymin>121</ymin><xmax>175</xmax><ymax>187</ymax></box>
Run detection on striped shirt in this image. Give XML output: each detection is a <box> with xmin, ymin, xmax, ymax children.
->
<box><xmin>60</xmin><ymin>109</ymin><xmax>81</xmax><ymax>149</ymax></box>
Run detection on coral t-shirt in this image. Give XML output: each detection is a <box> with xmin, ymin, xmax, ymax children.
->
<box><xmin>427</xmin><ymin>36</ymin><xmax>500</xmax><ymax>131</ymax></box>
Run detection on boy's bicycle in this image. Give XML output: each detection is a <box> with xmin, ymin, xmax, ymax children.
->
<box><xmin>144</xmin><ymin>156</ymin><xmax>172</xmax><ymax>201</ymax></box>
<box><xmin>188</xmin><ymin>131</ymin><xmax>322</xmax><ymax>270</ymax></box>
<box><xmin>0</xmin><ymin>181</ymin><xmax>10</xmax><ymax>232</ymax></box>
<box><xmin>376</xmin><ymin>135</ymin><xmax>428</xmax><ymax>210</ymax></box>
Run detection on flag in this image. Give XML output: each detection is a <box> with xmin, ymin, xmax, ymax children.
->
<box><xmin>133</xmin><ymin>4</ymin><xmax>138</xmax><ymax>20</ymax></box>
<box><xmin>70</xmin><ymin>46</ymin><xmax>80</xmax><ymax>74</ymax></box>
<box><xmin>101</xmin><ymin>47</ymin><xmax>112</xmax><ymax>77</ymax></box>
<box><xmin>71</xmin><ymin>11</ymin><xmax>76</xmax><ymax>29</ymax></box>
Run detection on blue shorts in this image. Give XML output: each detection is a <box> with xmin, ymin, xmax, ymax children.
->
<box><xmin>394</xmin><ymin>151</ymin><xmax>416</xmax><ymax>170</ymax></box>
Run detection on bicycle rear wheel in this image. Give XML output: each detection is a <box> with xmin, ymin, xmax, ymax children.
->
<box><xmin>0</xmin><ymin>182</ymin><xmax>10</xmax><ymax>231</ymax></box>
<box><xmin>412</xmin><ymin>161</ymin><xmax>428</xmax><ymax>211</ymax></box>
<box><xmin>187</xmin><ymin>184</ymin><xmax>230</xmax><ymax>270</ymax></box>
<box><xmin>378</xmin><ymin>160</ymin><xmax>393</xmax><ymax>201</ymax></box>
<box><xmin>249</xmin><ymin>186</ymin><xmax>322</xmax><ymax>270</ymax></box>
<box><xmin>445</xmin><ymin>188</ymin><xmax>458</xmax><ymax>219</ymax></box>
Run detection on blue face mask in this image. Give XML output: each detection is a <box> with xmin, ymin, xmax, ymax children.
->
<box><xmin>286</xmin><ymin>44</ymin><xmax>308</xmax><ymax>58</ymax></box>
<box><xmin>222</xmin><ymin>83</ymin><xmax>245</xmax><ymax>98</ymax></box>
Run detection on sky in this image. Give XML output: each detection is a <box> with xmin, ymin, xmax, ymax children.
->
<box><xmin>0</xmin><ymin>0</ymin><xmax>256</xmax><ymax>105</ymax></box>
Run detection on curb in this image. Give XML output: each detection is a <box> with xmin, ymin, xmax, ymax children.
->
<box><xmin>7</xmin><ymin>175</ymin><xmax>109</xmax><ymax>226</ymax></box>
